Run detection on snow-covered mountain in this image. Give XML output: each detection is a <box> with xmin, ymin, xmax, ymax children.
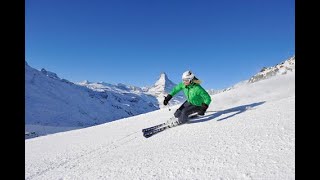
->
<box><xmin>144</xmin><ymin>72</ymin><xmax>185</xmax><ymax>108</ymax></box>
<box><xmin>26</xmin><ymin>64</ymin><xmax>295</xmax><ymax>179</ymax></box>
<box><xmin>208</xmin><ymin>55</ymin><xmax>295</xmax><ymax>95</ymax></box>
<box><xmin>25</xmin><ymin>62</ymin><xmax>159</xmax><ymax>138</ymax></box>
<box><xmin>249</xmin><ymin>55</ymin><xmax>295</xmax><ymax>83</ymax></box>
<box><xmin>75</xmin><ymin>80</ymin><xmax>160</xmax><ymax>116</ymax></box>
<box><xmin>78</xmin><ymin>80</ymin><xmax>144</xmax><ymax>93</ymax></box>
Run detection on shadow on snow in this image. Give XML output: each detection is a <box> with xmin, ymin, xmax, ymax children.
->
<box><xmin>188</xmin><ymin>101</ymin><xmax>266</xmax><ymax>124</ymax></box>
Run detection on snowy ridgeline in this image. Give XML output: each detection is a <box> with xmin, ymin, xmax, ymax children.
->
<box><xmin>249</xmin><ymin>56</ymin><xmax>295</xmax><ymax>83</ymax></box>
<box><xmin>208</xmin><ymin>55</ymin><xmax>295</xmax><ymax>95</ymax></box>
<box><xmin>25</xmin><ymin>65</ymin><xmax>295</xmax><ymax>180</ymax></box>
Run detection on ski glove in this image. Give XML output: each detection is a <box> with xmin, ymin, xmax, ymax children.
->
<box><xmin>198</xmin><ymin>103</ymin><xmax>209</xmax><ymax>115</ymax></box>
<box><xmin>163</xmin><ymin>94</ymin><xmax>173</xmax><ymax>106</ymax></box>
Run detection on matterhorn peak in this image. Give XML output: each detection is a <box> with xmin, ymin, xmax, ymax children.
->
<box><xmin>146</xmin><ymin>72</ymin><xmax>185</xmax><ymax>108</ymax></box>
<box><xmin>155</xmin><ymin>72</ymin><xmax>171</xmax><ymax>87</ymax></box>
<box><xmin>159</xmin><ymin>72</ymin><xmax>168</xmax><ymax>79</ymax></box>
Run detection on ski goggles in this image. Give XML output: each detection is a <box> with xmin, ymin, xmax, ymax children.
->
<box><xmin>183</xmin><ymin>78</ymin><xmax>192</xmax><ymax>82</ymax></box>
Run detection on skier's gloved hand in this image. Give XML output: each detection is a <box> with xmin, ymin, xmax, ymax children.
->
<box><xmin>198</xmin><ymin>103</ymin><xmax>209</xmax><ymax>115</ymax></box>
<box><xmin>163</xmin><ymin>94</ymin><xmax>172</xmax><ymax>106</ymax></box>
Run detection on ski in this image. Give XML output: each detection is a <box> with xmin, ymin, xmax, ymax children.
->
<box><xmin>142</xmin><ymin>113</ymin><xmax>200</xmax><ymax>138</ymax></box>
<box><xmin>143</xmin><ymin>125</ymin><xmax>170</xmax><ymax>138</ymax></box>
<box><xmin>142</xmin><ymin>123</ymin><xmax>166</xmax><ymax>133</ymax></box>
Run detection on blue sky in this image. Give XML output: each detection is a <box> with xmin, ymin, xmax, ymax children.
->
<box><xmin>25</xmin><ymin>0</ymin><xmax>294</xmax><ymax>90</ymax></box>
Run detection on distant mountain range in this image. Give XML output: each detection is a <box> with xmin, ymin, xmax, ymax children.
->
<box><xmin>25</xmin><ymin>63</ymin><xmax>184</xmax><ymax>138</ymax></box>
<box><xmin>76</xmin><ymin>72</ymin><xmax>185</xmax><ymax>109</ymax></box>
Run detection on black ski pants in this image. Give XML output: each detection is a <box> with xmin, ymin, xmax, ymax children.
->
<box><xmin>174</xmin><ymin>101</ymin><xmax>202</xmax><ymax>124</ymax></box>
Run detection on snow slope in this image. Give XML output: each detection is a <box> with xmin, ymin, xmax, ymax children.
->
<box><xmin>25</xmin><ymin>70</ymin><xmax>295</xmax><ymax>179</ymax></box>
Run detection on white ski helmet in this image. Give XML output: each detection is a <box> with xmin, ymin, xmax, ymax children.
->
<box><xmin>182</xmin><ymin>70</ymin><xmax>195</xmax><ymax>82</ymax></box>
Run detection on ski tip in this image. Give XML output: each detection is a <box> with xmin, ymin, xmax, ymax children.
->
<box><xmin>143</xmin><ymin>134</ymin><xmax>151</xmax><ymax>138</ymax></box>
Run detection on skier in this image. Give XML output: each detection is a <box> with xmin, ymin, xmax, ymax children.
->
<box><xmin>163</xmin><ymin>70</ymin><xmax>212</xmax><ymax>127</ymax></box>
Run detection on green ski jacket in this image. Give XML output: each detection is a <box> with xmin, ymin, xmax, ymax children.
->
<box><xmin>169</xmin><ymin>82</ymin><xmax>211</xmax><ymax>106</ymax></box>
